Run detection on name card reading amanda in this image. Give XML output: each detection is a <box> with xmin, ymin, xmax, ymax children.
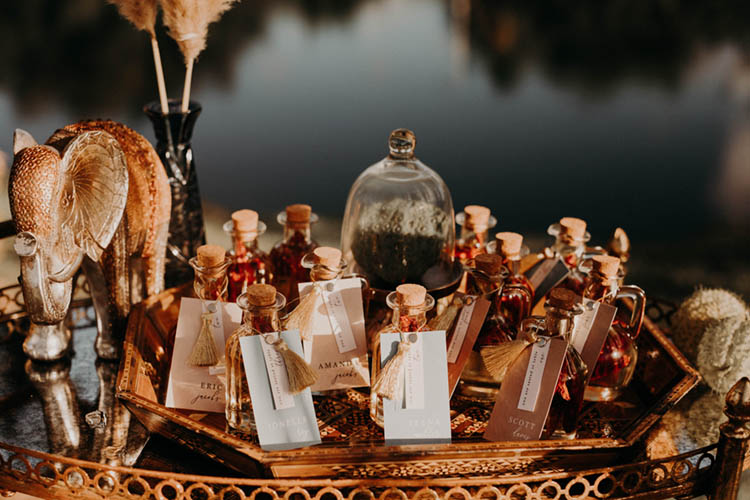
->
<box><xmin>166</xmin><ymin>297</ymin><xmax>242</xmax><ymax>413</ymax></box>
<box><xmin>380</xmin><ymin>330</ymin><xmax>452</xmax><ymax>445</ymax></box>
<box><xmin>239</xmin><ymin>330</ymin><xmax>321</xmax><ymax>451</ymax></box>
<box><xmin>570</xmin><ymin>297</ymin><xmax>617</xmax><ymax>385</ymax></box>
<box><xmin>483</xmin><ymin>336</ymin><xmax>567</xmax><ymax>442</ymax></box>
<box><xmin>525</xmin><ymin>257</ymin><xmax>570</xmax><ymax>306</ymax></box>
<box><xmin>445</xmin><ymin>294</ymin><xmax>491</xmax><ymax>397</ymax></box>
<box><xmin>298</xmin><ymin>278</ymin><xmax>370</xmax><ymax>391</ymax></box>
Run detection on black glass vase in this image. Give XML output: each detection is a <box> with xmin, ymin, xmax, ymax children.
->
<box><xmin>145</xmin><ymin>100</ymin><xmax>207</xmax><ymax>288</ymax></box>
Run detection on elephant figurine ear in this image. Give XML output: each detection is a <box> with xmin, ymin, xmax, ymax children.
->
<box><xmin>59</xmin><ymin>130</ymin><xmax>129</xmax><ymax>262</ymax></box>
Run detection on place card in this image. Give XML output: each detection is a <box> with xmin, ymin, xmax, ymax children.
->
<box><xmin>525</xmin><ymin>257</ymin><xmax>570</xmax><ymax>305</ymax></box>
<box><xmin>570</xmin><ymin>297</ymin><xmax>617</xmax><ymax>385</ymax></box>
<box><xmin>165</xmin><ymin>297</ymin><xmax>242</xmax><ymax>413</ymax></box>
<box><xmin>298</xmin><ymin>278</ymin><xmax>370</xmax><ymax>391</ymax></box>
<box><xmin>445</xmin><ymin>294</ymin><xmax>491</xmax><ymax>396</ymax></box>
<box><xmin>380</xmin><ymin>330</ymin><xmax>452</xmax><ymax>445</ymax></box>
<box><xmin>483</xmin><ymin>336</ymin><xmax>567</xmax><ymax>442</ymax></box>
<box><xmin>239</xmin><ymin>330</ymin><xmax>321</xmax><ymax>451</ymax></box>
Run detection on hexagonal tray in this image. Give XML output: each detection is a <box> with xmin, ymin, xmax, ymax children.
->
<box><xmin>116</xmin><ymin>285</ymin><xmax>699</xmax><ymax>479</ymax></box>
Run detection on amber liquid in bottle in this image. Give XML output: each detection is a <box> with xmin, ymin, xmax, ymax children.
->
<box><xmin>225</xmin><ymin>219</ymin><xmax>270</xmax><ymax>302</ymax></box>
<box><xmin>546</xmin><ymin>218</ymin><xmax>590</xmax><ymax>295</ymax></box>
<box><xmin>225</xmin><ymin>287</ymin><xmax>284</xmax><ymax>434</ymax></box>
<box><xmin>582</xmin><ymin>259</ymin><xmax>646</xmax><ymax>401</ymax></box>
<box><xmin>538</xmin><ymin>299</ymin><xmax>588</xmax><ymax>440</ymax></box>
<box><xmin>270</xmin><ymin>206</ymin><xmax>318</xmax><ymax>306</ymax></box>
<box><xmin>369</xmin><ymin>286</ymin><xmax>433</xmax><ymax>428</ymax></box>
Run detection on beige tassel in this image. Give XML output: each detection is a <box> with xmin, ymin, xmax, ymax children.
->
<box><xmin>187</xmin><ymin>312</ymin><xmax>219</xmax><ymax>367</ymax></box>
<box><xmin>284</xmin><ymin>286</ymin><xmax>321</xmax><ymax>342</ymax></box>
<box><xmin>274</xmin><ymin>340</ymin><xmax>318</xmax><ymax>394</ymax></box>
<box><xmin>480</xmin><ymin>334</ymin><xmax>536</xmax><ymax>382</ymax></box>
<box><xmin>428</xmin><ymin>295</ymin><xmax>463</xmax><ymax>331</ymax></box>
<box><xmin>372</xmin><ymin>340</ymin><xmax>413</xmax><ymax>400</ymax></box>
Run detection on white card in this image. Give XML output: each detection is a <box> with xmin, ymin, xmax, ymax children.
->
<box><xmin>404</xmin><ymin>334</ymin><xmax>425</xmax><ymax>410</ymax></box>
<box><xmin>321</xmin><ymin>288</ymin><xmax>356</xmax><ymax>353</ymax></box>
<box><xmin>259</xmin><ymin>333</ymin><xmax>296</xmax><ymax>411</ymax></box>
<box><xmin>446</xmin><ymin>297</ymin><xmax>476</xmax><ymax>364</ymax></box>
<box><xmin>518</xmin><ymin>338</ymin><xmax>551</xmax><ymax>412</ymax></box>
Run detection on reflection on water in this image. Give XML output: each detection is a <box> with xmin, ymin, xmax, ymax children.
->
<box><xmin>0</xmin><ymin>0</ymin><xmax>748</xmax><ymax>298</ymax></box>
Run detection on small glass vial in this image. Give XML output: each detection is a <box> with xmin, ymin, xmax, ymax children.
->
<box><xmin>270</xmin><ymin>204</ymin><xmax>319</xmax><ymax>305</ymax></box>
<box><xmin>490</xmin><ymin>232</ymin><xmax>534</xmax><ymax>331</ymax></box>
<box><xmin>582</xmin><ymin>255</ymin><xmax>646</xmax><ymax>402</ymax></box>
<box><xmin>370</xmin><ymin>284</ymin><xmax>435</xmax><ymax>428</ymax></box>
<box><xmin>454</xmin><ymin>205</ymin><xmax>496</xmax><ymax>263</ymax></box>
<box><xmin>545</xmin><ymin>217</ymin><xmax>591</xmax><ymax>295</ymax></box>
<box><xmin>225</xmin><ymin>284</ymin><xmax>286</xmax><ymax>434</ymax></box>
<box><xmin>540</xmin><ymin>288</ymin><xmax>588</xmax><ymax>440</ymax></box>
<box><xmin>224</xmin><ymin>209</ymin><xmax>271</xmax><ymax>302</ymax></box>
<box><xmin>189</xmin><ymin>244</ymin><xmax>231</xmax><ymax>300</ymax></box>
<box><xmin>302</xmin><ymin>247</ymin><xmax>347</xmax><ymax>283</ymax></box>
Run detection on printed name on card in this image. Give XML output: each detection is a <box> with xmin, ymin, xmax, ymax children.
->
<box><xmin>165</xmin><ymin>297</ymin><xmax>242</xmax><ymax>413</ymax></box>
<box><xmin>298</xmin><ymin>278</ymin><xmax>370</xmax><ymax>391</ymax></box>
<box><xmin>239</xmin><ymin>330</ymin><xmax>321</xmax><ymax>451</ymax></box>
<box><xmin>380</xmin><ymin>330</ymin><xmax>452</xmax><ymax>445</ymax></box>
<box><xmin>483</xmin><ymin>336</ymin><xmax>567</xmax><ymax>442</ymax></box>
<box><xmin>445</xmin><ymin>294</ymin><xmax>491</xmax><ymax>396</ymax></box>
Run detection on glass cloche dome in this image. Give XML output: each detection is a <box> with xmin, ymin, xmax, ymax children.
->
<box><xmin>341</xmin><ymin>129</ymin><xmax>459</xmax><ymax>294</ymax></box>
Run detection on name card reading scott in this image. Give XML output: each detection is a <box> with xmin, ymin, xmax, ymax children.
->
<box><xmin>570</xmin><ymin>297</ymin><xmax>617</xmax><ymax>385</ymax></box>
<box><xmin>483</xmin><ymin>336</ymin><xmax>567</xmax><ymax>442</ymax></box>
<box><xmin>445</xmin><ymin>294</ymin><xmax>491</xmax><ymax>397</ymax></box>
<box><xmin>380</xmin><ymin>330</ymin><xmax>452</xmax><ymax>445</ymax></box>
<box><xmin>298</xmin><ymin>278</ymin><xmax>370</xmax><ymax>391</ymax></box>
<box><xmin>239</xmin><ymin>330</ymin><xmax>321</xmax><ymax>450</ymax></box>
<box><xmin>165</xmin><ymin>297</ymin><xmax>242</xmax><ymax>413</ymax></box>
<box><xmin>525</xmin><ymin>257</ymin><xmax>570</xmax><ymax>306</ymax></box>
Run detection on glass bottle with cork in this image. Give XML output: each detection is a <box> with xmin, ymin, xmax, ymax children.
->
<box><xmin>538</xmin><ymin>287</ymin><xmax>589</xmax><ymax>439</ymax></box>
<box><xmin>581</xmin><ymin>255</ymin><xmax>646</xmax><ymax>401</ymax></box>
<box><xmin>459</xmin><ymin>253</ymin><xmax>529</xmax><ymax>399</ymax></box>
<box><xmin>545</xmin><ymin>217</ymin><xmax>591</xmax><ymax>295</ymax></box>
<box><xmin>224</xmin><ymin>209</ymin><xmax>271</xmax><ymax>302</ymax></box>
<box><xmin>369</xmin><ymin>284</ymin><xmax>435</xmax><ymax>428</ymax></box>
<box><xmin>270</xmin><ymin>204</ymin><xmax>319</xmax><ymax>305</ymax></box>
<box><xmin>187</xmin><ymin>245</ymin><xmax>231</xmax><ymax>367</ymax></box>
<box><xmin>225</xmin><ymin>284</ymin><xmax>286</xmax><ymax>434</ymax></box>
<box><xmin>489</xmin><ymin>232</ymin><xmax>534</xmax><ymax>330</ymax></box>
<box><xmin>454</xmin><ymin>205</ymin><xmax>496</xmax><ymax>263</ymax></box>
<box><xmin>189</xmin><ymin>244</ymin><xmax>231</xmax><ymax>301</ymax></box>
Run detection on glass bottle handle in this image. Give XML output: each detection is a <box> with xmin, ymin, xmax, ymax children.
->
<box><xmin>616</xmin><ymin>285</ymin><xmax>646</xmax><ymax>339</ymax></box>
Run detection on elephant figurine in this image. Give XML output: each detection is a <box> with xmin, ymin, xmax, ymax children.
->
<box><xmin>9</xmin><ymin>120</ymin><xmax>171</xmax><ymax>361</ymax></box>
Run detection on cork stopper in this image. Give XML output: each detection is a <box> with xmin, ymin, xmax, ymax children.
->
<box><xmin>232</xmin><ymin>209</ymin><xmax>259</xmax><ymax>232</ymax></box>
<box><xmin>547</xmin><ymin>287</ymin><xmax>580</xmax><ymax>310</ymax></box>
<box><xmin>474</xmin><ymin>253</ymin><xmax>504</xmax><ymax>276</ymax></box>
<box><xmin>464</xmin><ymin>205</ymin><xmax>491</xmax><ymax>229</ymax></box>
<box><xmin>396</xmin><ymin>284</ymin><xmax>427</xmax><ymax>307</ymax></box>
<box><xmin>196</xmin><ymin>244</ymin><xmax>226</xmax><ymax>268</ymax></box>
<box><xmin>286</xmin><ymin>204</ymin><xmax>312</xmax><ymax>223</ymax></box>
<box><xmin>495</xmin><ymin>232</ymin><xmax>523</xmax><ymax>257</ymax></box>
<box><xmin>246</xmin><ymin>284</ymin><xmax>277</xmax><ymax>306</ymax></box>
<box><xmin>313</xmin><ymin>247</ymin><xmax>342</xmax><ymax>269</ymax></box>
<box><xmin>592</xmin><ymin>255</ymin><xmax>620</xmax><ymax>278</ymax></box>
<box><xmin>559</xmin><ymin>217</ymin><xmax>587</xmax><ymax>240</ymax></box>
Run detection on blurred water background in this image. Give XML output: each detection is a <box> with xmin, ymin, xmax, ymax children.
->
<box><xmin>0</xmin><ymin>0</ymin><xmax>748</xmax><ymax>300</ymax></box>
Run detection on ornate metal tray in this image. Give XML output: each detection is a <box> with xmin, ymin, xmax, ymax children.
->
<box><xmin>116</xmin><ymin>285</ymin><xmax>700</xmax><ymax>479</ymax></box>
